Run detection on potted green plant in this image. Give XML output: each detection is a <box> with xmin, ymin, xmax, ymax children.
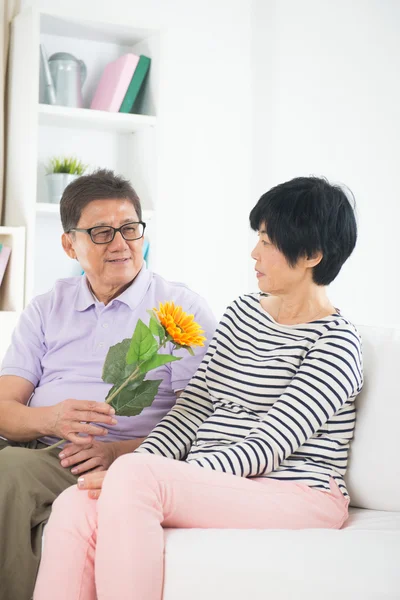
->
<box><xmin>45</xmin><ymin>156</ymin><xmax>88</xmax><ymax>204</ymax></box>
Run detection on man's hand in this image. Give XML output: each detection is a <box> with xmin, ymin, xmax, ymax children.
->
<box><xmin>47</xmin><ymin>399</ymin><xmax>117</xmax><ymax>445</ymax></box>
<box><xmin>77</xmin><ymin>470</ymin><xmax>107</xmax><ymax>500</ymax></box>
<box><xmin>59</xmin><ymin>440</ymin><xmax>116</xmax><ymax>475</ymax></box>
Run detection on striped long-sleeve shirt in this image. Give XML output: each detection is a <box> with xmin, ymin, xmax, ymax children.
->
<box><xmin>136</xmin><ymin>294</ymin><xmax>364</xmax><ymax>497</ymax></box>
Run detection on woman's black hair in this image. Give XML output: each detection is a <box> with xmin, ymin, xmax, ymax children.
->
<box><xmin>249</xmin><ymin>176</ymin><xmax>357</xmax><ymax>285</ymax></box>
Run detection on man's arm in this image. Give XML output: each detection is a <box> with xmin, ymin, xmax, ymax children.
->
<box><xmin>0</xmin><ymin>375</ymin><xmax>41</xmax><ymax>441</ymax></box>
<box><xmin>168</xmin><ymin>295</ymin><xmax>217</xmax><ymax>399</ymax></box>
<box><xmin>0</xmin><ymin>375</ymin><xmax>117</xmax><ymax>444</ymax></box>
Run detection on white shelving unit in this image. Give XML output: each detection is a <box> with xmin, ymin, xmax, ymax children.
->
<box><xmin>4</xmin><ymin>7</ymin><xmax>159</xmax><ymax>304</ymax></box>
<box><xmin>38</xmin><ymin>103</ymin><xmax>156</xmax><ymax>133</ymax></box>
<box><xmin>0</xmin><ymin>226</ymin><xmax>26</xmax><ymax>363</ymax></box>
<box><xmin>0</xmin><ymin>226</ymin><xmax>25</xmax><ymax>312</ymax></box>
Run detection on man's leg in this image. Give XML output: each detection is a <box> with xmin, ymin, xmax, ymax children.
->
<box><xmin>0</xmin><ymin>438</ymin><xmax>12</xmax><ymax>451</ymax></box>
<box><xmin>0</xmin><ymin>439</ymin><xmax>77</xmax><ymax>600</ymax></box>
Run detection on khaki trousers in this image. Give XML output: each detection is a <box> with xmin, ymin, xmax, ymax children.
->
<box><xmin>0</xmin><ymin>438</ymin><xmax>77</xmax><ymax>600</ymax></box>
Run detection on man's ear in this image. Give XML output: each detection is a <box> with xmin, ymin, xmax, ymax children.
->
<box><xmin>62</xmin><ymin>232</ymin><xmax>77</xmax><ymax>259</ymax></box>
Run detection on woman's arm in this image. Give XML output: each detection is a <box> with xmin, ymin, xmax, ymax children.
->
<box><xmin>187</xmin><ymin>322</ymin><xmax>363</xmax><ymax>477</ymax></box>
<box><xmin>135</xmin><ymin>338</ymin><xmax>217</xmax><ymax>459</ymax></box>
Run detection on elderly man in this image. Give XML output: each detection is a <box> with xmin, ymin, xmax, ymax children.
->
<box><xmin>0</xmin><ymin>169</ymin><xmax>216</xmax><ymax>600</ymax></box>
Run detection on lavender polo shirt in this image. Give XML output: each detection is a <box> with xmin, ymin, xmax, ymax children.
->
<box><xmin>0</xmin><ymin>266</ymin><xmax>217</xmax><ymax>446</ymax></box>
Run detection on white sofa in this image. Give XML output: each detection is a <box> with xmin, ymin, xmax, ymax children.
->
<box><xmin>161</xmin><ymin>325</ymin><xmax>400</xmax><ymax>600</ymax></box>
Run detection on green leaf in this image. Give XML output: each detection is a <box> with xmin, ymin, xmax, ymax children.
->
<box><xmin>123</xmin><ymin>364</ymin><xmax>140</xmax><ymax>379</ymax></box>
<box><xmin>110</xmin><ymin>379</ymin><xmax>163</xmax><ymax>417</ymax></box>
<box><xmin>105</xmin><ymin>365</ymin><xmax>145</xmax><ymax>406</ymax></box>
<box><xmin>126</xmin><ymin>320</ymin><xmax>158</xmax><ymax>365</ymax></box>
<box><xmin>148</xmin><ymin>311</ymin><xmax>165</xmax><ymax>340</ymax></box>
<box><xmin>102</xmin><ymin>339</ymin><xmax>131</xmax><ymax>383</ymax></box>
<box><xmin>46</xmin><ymin>155</ymin><xmax>88</xmax><ymax>175</ymax></box>
<box><xmin>140</xmin><ymin>353</ymin><xmax>181</xmax><ymax>374</ymax></box>
<box><xmin>105</xmin><ymin>383</ymin><xmax>117</xmax><ymax>402</ymax></box>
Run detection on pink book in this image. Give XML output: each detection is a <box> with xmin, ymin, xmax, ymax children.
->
<box><xmin>90</xmin><ymin>54</ymin><xmax>140</xmax><ymax>112</ymax></box>
<box><xmin>0</xmin><ymin>245</ymin><xmax>11</xmax><ymax>287</ymax></box>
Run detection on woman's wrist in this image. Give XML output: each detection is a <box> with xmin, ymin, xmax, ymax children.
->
<box><xmin>109</xmin><ymin>438</ymin><xmax>146</xmax><ymax>461</ymax></box>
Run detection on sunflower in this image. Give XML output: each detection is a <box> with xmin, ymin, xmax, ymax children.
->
<box><xmin>154</xmin><ymin>301</ymin><xmax>206</xmax><ymax>347</ymax></box>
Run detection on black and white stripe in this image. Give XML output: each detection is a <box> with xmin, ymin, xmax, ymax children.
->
<box><xmin>137</xmin><ymin>294</ymin><xmax>363</xmax><ymax>497</ymax></box>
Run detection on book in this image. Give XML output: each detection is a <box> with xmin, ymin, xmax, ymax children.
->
<box><xmin>119</xmin><ymin>55</ymin><xmax>151</xmax><ymax>114</ymax></box>
<box><xmin>0</xmin><ymin>244</ymin><xmax>11</xmax><ymax>287</ymax></box>
<box><xmin>90</xmin><ymin>53</ymin><xmax>140</xmax><ymax>112</ymax></box>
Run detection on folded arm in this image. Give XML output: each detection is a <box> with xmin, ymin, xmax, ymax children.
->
<box><xmin>187</xmin><ymin>324</ymin><xmax>363</xmax><ymax>477</ymax></box>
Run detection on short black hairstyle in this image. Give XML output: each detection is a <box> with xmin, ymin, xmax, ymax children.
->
<box><xmin>60</xmin><ymin>169</ymin><xmax>142</xmax><ymax>233</ymax></box>
<box><xmin>249</xmin><ymin>176</ymin><xmax>357</xmax><ymax>285</ymax></box>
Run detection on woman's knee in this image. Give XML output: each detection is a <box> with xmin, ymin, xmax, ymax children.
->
<box><xmin>104</xmin><ymin>453</ymin><xmax>167</xmax><ymax>491</ymax></box>
<box><xmin>45</xmin><ymin>485</ymin><xmax>97</xmax><ymax>543</ymax></box>
<box><xmin>109</xmin><ymin>452</ymin><xmax>161</xmax><ymax>474</ymax></box>
<box><xmin>51</xmin><ymin>484</ymin><xmax>93</xmax><ymax>519</ymax></box>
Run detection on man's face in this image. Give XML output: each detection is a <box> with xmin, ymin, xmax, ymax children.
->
<box><xmin>62</xmin><ymin>198</ymin><xmax>144</xmax><ymax>292</ymax></box>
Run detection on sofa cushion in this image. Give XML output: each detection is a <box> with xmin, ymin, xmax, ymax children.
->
<box><xmin>345</xmin><ymin>325</ymin><xmax>400</xmax><ymax>511</ymax></box>
<box><xmin>163</xmin><ymin>511</ymin><xmax>400</xmax><ymax>600</ymax></box>
<box><xmin>345</xmin><ymin>506</ymin><xmax>400</xmax><ymax>531</ymax></box>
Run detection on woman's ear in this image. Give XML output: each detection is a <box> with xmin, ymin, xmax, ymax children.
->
<box><xmin>62</xmin><ymin>232</ymin><xmax>77</xmax><ymax>260</ymax></box>
<box><xmin>306</xmin><ymin>251</ymin><xmax>323</xmax><ymax>269</ymax></box>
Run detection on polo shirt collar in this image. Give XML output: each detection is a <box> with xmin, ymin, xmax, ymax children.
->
<box><xmin>75</xmin><ymin>265</ymin><xmax>152</xmax><ymax>312</ymax></box>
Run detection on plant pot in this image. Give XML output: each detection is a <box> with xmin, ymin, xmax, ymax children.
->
<box><xmin>45</xmin><ymin>173</ymin><xmax>80</xmax><ymax>204</ymax></box>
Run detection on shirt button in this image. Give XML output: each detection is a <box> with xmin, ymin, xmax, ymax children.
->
<box><xmin>98</xmin><ymin>342</ymin><xmax>105</xmax><ymax>348</ymax></box>
<box><xmin>102</xmin><ymin>323</ymin><xmax>109</xmax><ymax>329</ymax></box>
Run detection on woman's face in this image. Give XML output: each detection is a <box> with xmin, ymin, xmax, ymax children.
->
<box><xmin>251</xmin><ymin>225</ymin><xmax>312</xmax><ymax>295</ymax></box>
<box><xmin>62</xmin><ymin>198</ymin><xmax>144</xmax><ymax>292</ymax></box>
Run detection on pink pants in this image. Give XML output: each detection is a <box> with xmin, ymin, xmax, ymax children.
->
<box><xmin>34</xmin><ymin>454</ymin><xmax>348</xmax><ymax>600</ymax></box>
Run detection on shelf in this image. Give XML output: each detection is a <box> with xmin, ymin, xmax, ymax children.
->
<box><xmin>36</xmin><ymin>203</ymin><xmax>154</xmax><ymax>222</ymax></box>
<box><xmin>0</xmin><ymin>310</ymin><xmax>20</xmax><ymax>364</ymax></box>
<box><xmin>38</xmin><ymin>104</ymin><xmax>156</xmax><ymax>134</ymax></box>
<box><xmin>40</xmin><ymin>13</ymin><xmax>155</xmax><ymax>46</ymax></box>
<box><xmin>0</xmin><ymin>227</ymin><xmax>25</xmax><ymax>313</ymax></box>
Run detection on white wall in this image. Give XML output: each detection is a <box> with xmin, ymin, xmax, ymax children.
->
<box><xmin>21</xmin><ymin>0</ymin><xmax>252</xmax><ymax>319</ymax></box>
<box><xmin>251</xmin><ymin>0</ymin><xmax>400</xmax><ymax>327</ymax></box>
<box><xmin>20</xmin><ymin>0</ymin><xmax>400</xmax><ymax>326</ymax></box>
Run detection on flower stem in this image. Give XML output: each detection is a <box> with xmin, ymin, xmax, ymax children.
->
<box><xmin>105</xmin><ymin>364</ymin><xmax>140</xmax><ymax>405</ymax></box>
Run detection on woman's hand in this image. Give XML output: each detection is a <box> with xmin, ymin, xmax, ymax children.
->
<box><xmin>59</xmin><ymin>440</ymin><xmax>116</xmax><ymax>475</ymax></box>
<box><xmin>77</xmin><ymin>470</ymin><xmax>107</xmax><ymax>499</ymax></box>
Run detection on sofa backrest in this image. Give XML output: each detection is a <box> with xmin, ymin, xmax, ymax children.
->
<box><xmin>345</xmin><ymin>324</ymin><xmax>400</xmax><ymax>511</ymax></box>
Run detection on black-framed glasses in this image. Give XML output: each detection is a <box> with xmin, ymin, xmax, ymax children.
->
<box><xmin>67</xmin><ymin>221</ymin><xmax>146</xmax><ymax>245</ymax></box>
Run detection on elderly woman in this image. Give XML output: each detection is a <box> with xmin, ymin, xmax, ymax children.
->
<box><xmin>34</xmin><ymin>176</ymin><xmax>363</xmax><ymax>600</ymax></box>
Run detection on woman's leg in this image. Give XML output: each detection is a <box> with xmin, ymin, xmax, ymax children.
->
<box><xmin>33</xmin><ymin>485</ymin><xmax>98</xmax><ymax>600</ymax></box>
<box><xmin>34</xmin><ymin>453</ymin><xmax>347</xmax><ymax>600</ymax></box>
<box><xmin>94</xmin><ymin>454</ymin><xmax>348</xmax><ymax>600</ymax></box>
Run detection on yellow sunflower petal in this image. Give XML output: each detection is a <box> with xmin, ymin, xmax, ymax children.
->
<box><xmin>154</xmin><ymin>301</ymin><xmax>206</xmax><ymax>347</ymax></box>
